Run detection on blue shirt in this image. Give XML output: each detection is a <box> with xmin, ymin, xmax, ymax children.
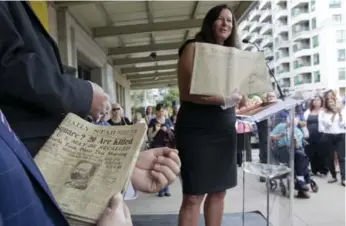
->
<box><xmin>271</xmin><ymin>123</ymin><xmax>304</xmax><ymax>148</ymax></box>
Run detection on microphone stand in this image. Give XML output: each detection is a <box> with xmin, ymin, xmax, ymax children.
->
<box><xmin>243</xmin><ymin>40</ymin><xmax>285</xmax><ymax>100</ymax></box>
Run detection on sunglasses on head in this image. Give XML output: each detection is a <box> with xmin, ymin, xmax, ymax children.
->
<box><xmin>112</xmin><ymin>108</ymin><xmax>121</xmax><ymax>111</ymax></box>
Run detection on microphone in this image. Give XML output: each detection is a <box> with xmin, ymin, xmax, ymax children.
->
<box><xmin>242</xmin><ymin>39</ymin><xmax>285</xmax><ymax>100</ymax></box>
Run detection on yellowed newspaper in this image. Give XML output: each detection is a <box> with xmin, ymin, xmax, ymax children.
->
<box><xmin>190</xmin><ymin>42</ymin><xmax>273</xmax><ymax>96</ymax></box>
<box><xmin>34</xmin><ymin>113</ymin><xmax>147</xmax><ymax>224</ymax></box>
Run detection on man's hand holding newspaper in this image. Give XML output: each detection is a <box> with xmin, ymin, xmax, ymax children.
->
<box><xmin>97</xmin><ymin>147</ymin><xmax>181</xmax><ymax>226</ymax></box>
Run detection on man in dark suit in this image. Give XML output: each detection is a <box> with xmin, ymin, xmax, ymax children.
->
<box><xmin>0</xmin><ymin>1</ymin><xmax>108</xmax><ymax>157</ymax></box>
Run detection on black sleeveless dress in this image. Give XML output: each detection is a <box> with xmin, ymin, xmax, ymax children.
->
<box><xmin>175</xmin><ymin>39</ymin><xmax>237</xmax><ymax>195</ymax></box>
<box><xmin>175</xmin><ymin>101</ymin><xmax>237</xmax><ymax>195</ymax></box>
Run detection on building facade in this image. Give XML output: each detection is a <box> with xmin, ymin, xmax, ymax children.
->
<box><xmin>29</xmin><ymin>1</ymin><xmax>133</xmax><ymax>118</ymax></box>
<box><xmin>239</xmin><ymin>0</ymin><xmax>346</xmax><ymax>96</ymax></box>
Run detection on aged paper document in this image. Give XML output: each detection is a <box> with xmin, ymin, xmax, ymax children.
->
<box><xmin>34</xmin><ymin>113</ymin><xmax>147</xmax><ymax>224</ymax></box>
<box><xmin>190</xmin><ymin>42</ymin><xmax>273</xmax><ymax>97</ymax></box>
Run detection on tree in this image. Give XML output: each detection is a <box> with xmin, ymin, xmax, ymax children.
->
<box><xmin>160</xmin><ymin>87</ymin><xmax>179</xmax><ymax>107</ymax></box>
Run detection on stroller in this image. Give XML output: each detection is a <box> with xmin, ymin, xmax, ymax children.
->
<box><xmin>268</xmin><ymin>126</ymin><xmax>319</xmax><ymax>197</ymax></box>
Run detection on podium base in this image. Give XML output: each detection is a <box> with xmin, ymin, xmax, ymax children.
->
<box><xmin>132</xmin><ymin>211</ymin><xmax>269</xmax><ymax>226</ymax></box>
<box><xmin>243</xmin><ymin>162</ymin><xmax>291</xmax><ymax>179</ymax></box>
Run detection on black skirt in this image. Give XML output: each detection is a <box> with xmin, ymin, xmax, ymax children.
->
<box><xmin>175</xmin><ymin>101</ymin><xmax>237</xmax><ymax>195</ymax></box>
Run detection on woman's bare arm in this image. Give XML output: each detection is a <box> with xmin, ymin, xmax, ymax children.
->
<box><xmin>177</xmin><ymin>42</ymin><xmax>224</xmax><ymax>105</ymax></box>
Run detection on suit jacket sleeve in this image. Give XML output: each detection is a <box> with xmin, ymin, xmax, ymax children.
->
<box><xmin>0</xmin><ymin>2</ymin><xmax>92</xmax><ymax>117</ymax></box>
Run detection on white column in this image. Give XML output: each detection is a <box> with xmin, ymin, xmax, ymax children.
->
<box><xmin>56</xmin><ymin>7</ymin><xmax>77</xmax><ymax>70</ymax></box>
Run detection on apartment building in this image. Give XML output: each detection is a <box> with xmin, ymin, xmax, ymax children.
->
<box><xmin>239</xmin><ymin>0</ymin><xmax>346</xmax><ymax>96</ymax></box>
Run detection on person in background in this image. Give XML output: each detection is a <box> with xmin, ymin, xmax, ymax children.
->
<box><xmin>0</xmin><ymin>1</ymin><xmax>109</xmax><ymax>157</ymax></box>
<box><xmin>256</xmin><ymin>92</ymin><xmax>279</xmax><ymax>182</ymax></box>
<box><xmin>108</xmin><ymin>103</ymin><xmax>131</xmax><ymax>126</ymax></box>
<box><xmin>148</xmin><ymin>103</ymin><xmax>175</xmax><ymax>197</ymax></box>
<box><xmin>175</xmin><ymin>5</ymin><xmax>242</xmax><ymax>226</ymax></box>
<box><xmin>270</xmin><ymin>116</ymin><xmax>311</xmax><ymax>198</ymax></box>
<box><xmin>304</xmin><ymin>96</ymin><xmax>328</xmax><ymax>177</ymax></box>
<box><xmin>319</xmin><ymin>97</ymin><xmax>346</xmax><ymax>186</ymax></box>
<box><xmin>145</xmin><ymin>106</ymin><xmax>155</xmax><ymax>125</ymax></box>
<box><xmin>171</xmin><ymin>104</ymin><xmax>180</xmax><ymax>126</ymax></box>
<box><xmin>133</xmin><ymin>112</ymin><xmax>146</xmax><ymax>124</ymax></box>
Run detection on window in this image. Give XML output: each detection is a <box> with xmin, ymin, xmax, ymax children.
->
<box><xmin>336</xmin><ymin>30</ymin><xmax>346</xmax><ymax>43</ymax></box>
<box><xmin>332</xmin><ymin>14</ymin><xmax>342</xmax><ymax>23</ymax></box>
<box><xmin>338</xmin><ymin>49</ymin><xmax>346</xmax><ymax>61</ymax></box>
<box><xmin>329</xmin><ymin>0</ymin><xmax>341</xmax><ymax>8</ymax></box>
<box><xmin>294</xmin><ymin>60</ymin><xmax>299</xmax><ymax>69</ymax></box>
<box><xmin>312</xmin><ymin>35</ymin><xmax>319</xmax><ymax>47</ymax></box>
<box><xmin>313</xmin><ymin>54</ymin><xmax>320</xmax><ymax>65</ymax></box>
<box><xmin>314</xmin><ymin>71</ymin><xmax>320</xmax><ymax>82</ymax></box>
<box><xmin>293</xmin><ymin>44</ymin><xmax>298</xmax><ymax>52</ymax></box>
<box><xmin>311</xmin><ymin>0</ymin><xmax>316</xmax><ymax>11</ymax></box>
<box><xmin>338</xmin><ymin>68</ymin><xmax>346</xmax><ymax>80</ymax></box>
<box><xmin>311</xmin><ymin>18</ymin><xmax>316</xmax><ymax>29</ymax></box>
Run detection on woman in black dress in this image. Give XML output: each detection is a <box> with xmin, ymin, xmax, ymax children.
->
<box><xmin>175</xmin><ymin>5</ymin><xmax>241</xmax><ymax>226</ymax></box>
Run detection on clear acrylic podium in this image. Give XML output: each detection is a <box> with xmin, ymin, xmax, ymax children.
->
<box><xmin>238</xmin><ymin>98</ymin><xmax>304</xmax><ymax>226</ymax></box>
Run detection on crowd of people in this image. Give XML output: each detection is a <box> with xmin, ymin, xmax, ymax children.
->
<box><xmin>234</xmin><ymin>90</ymin><xmax>346</xmax><ymax>198</ymax></box>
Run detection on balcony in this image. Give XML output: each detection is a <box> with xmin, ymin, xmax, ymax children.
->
<box><xmin>291</xmin><ymin>0</ymin><xmax>309</xmax><ymax>10</ymax></box>
<box><xmin>280</xmin><ymin>78</ymin><xmax>291</xmax><ymax>87</ymax></box>
<box><xmin>293</xmin><ymin>45</ymin><xmax>311</xmax><ymax>58</ymax></box>
<box><xmin>294</xmin><ymin>73</ymin><xmax>312</xmax><ymax>86</ymax></box>
<box><xmin>274</xmin><ymin>0</ymin><xmax>287</xmax><ymax>6</ymax></box>
<box><xmin>275</xmin><ymin>38</ymin><xmax>290</xmax><ymax>49</ymax></box>
<box><xmin>259</xmin><ymin>10</ymin><xmax>272</xmax><ymax>23</ymax></box>
<box><xmin>239</xmin><ymin>20</ymin><xmax>251</xmax><ymax>31</ymax></box>
<box><xmin>291</xmin><ymin>10</ymin><xmax>311</xmax><ymax>25</ymax></box>
<box><xmin>261</xmin><ymin>35</ymin><xmax>274</xmax><ymax>49</ymax></box>
<box><xmin>294</xmin><ymin>61</ymin><xmax>314</xmax><ymax>75</ymax></box>
<box><xmin>274</xmin><ymin>24</ymin><xmax>289</xmax><ymax>36</ymax></box>
<box><xmin>249</xmin><ymin>10</ymin><xmax>261</xmax><ymax>22</ymax></box>
<box><xmin>264</xmin><ymin>48</ymin><xmax>274</xmax><ymax>59</ymax></box>
<box><xmin>241</xmin><ymin>31</ymin><xmax>251</xmax><ymax>43</ymax></box>
<box><xmin>243</xmin><ymin>43</ymin><xmax>253</xmax><ymax>51</ymax></box>
<box><xmin>259</xmin><ymin>0</ymin><xmax>271</xmax><ymax>10</ymax></box>
<box><xmin>250</xmin><ymin>33</ymin><xmax>263</xmax><ymax>44</ymax></box>
<box><xmin>292</xmin><ymin>27</ymin><xmax>311</xmax><ymax>41</ymax></box>
<box><xmin>249</xmin><ymin>22</ymin><xmax>263</xmax><ymax>33</ymax></box>
<box><xmin>259</xmin><ymin>23</ymin><xmax>273</xmax><ymax>35</ymax></box>
<box><xmin>274</xmin><ymin>9</ymin><xmax>288</xmax><ymax>20</ymax></box>
<box><xmin>276</xmin><ymin>54</ymin><xmax>290</xmax><ymax>66</ymax></box>
<box><xmin>278</xmin><ymin>71</ymin><xmax>291</xmax><ymax>79</ymax></box>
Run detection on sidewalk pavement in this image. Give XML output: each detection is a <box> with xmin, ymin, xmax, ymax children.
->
<box><xmin>127</xmin><ymin>150</ymin><xmax>345</xmax><ymax>226</ymax></box>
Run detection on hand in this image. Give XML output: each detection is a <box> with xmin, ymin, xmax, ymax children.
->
<box><xmin>89</xmin><ymin>82</ymin><xmax>109</xmax><ymax>121</ymax></box>
<box><xmin>155</xmin><ymin>123</ymin><xmax>161</xmax><ymax>131</ymax></box>
<box><xmin>221</xmin><ymin>89</ymin><xmax>242</xmax><ymax>110</ymax></box>
<box><xmin>161</xmin><ymin>126</ymin><xmax>167</xmax><ymax>132</ymax></box>
<box><xmin>97</xmin><ymin>193</ymin><xmax>133</xmax><ymax>226</ymax></box>
<box><xmin>131</xmin><ymin>147</ymin><xmax>181</xmax><ymax>193</ymax></box>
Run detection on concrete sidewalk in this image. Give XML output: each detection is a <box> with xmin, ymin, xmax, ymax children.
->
<box><xmin>126</xmin><ymin>150</ymin><xmax>345</xmax><ymax>226</ymax></box>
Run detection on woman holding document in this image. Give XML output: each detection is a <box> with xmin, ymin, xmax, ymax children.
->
<box><xmin>175</xmin><ymin>4</ymin><xmax>242</xmax><ymax>226</ymax></box>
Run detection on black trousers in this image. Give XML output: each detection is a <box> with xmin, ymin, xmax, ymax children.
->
<box><xmin>257</xmin><ymin>120</ymin><xmax>268</xmax><ymax>164</ymax></box>
<box><xmin>324</xmin><ymin>133</ymin><xmax>345</xmax><ymax>180</ymax></box>
<box><xmin>305</xmin><ymin>138</ymin><xmax>328</xmax><ymax>175</ymax></box>
<box><xmin>237</xmin><ymin>132</ymin><xmax>252</xmax><ymax>166</ymax></box>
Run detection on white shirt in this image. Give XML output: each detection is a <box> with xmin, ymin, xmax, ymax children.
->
<box><xmin>319</xmin><ymin>109</ymin><xmax>346</xmax><ymax>134</ymax></box>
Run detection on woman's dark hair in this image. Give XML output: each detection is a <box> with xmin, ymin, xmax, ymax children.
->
<box><xmin>178</xmin><ymin>4</ymin><xmax>240</xmax><ymax>56</ymax></box>
<box><xmin>195</xmin><ymin>4</ymin><xmax>240</xmax><ymax>48</ymax></box>
<box><xmin>309</xmin><ymin>96</ymin><xmax>324</xmax><ymax>111</ymax></box>
<box><xmin>145</xmin><ymin>106</ymin><xmax>152</xmax><ymax>115</ymax></box>
<box><xmin>156</xmin><ymin>103</ymin><xmax>165</xmax><ymax>111</ymax></box>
